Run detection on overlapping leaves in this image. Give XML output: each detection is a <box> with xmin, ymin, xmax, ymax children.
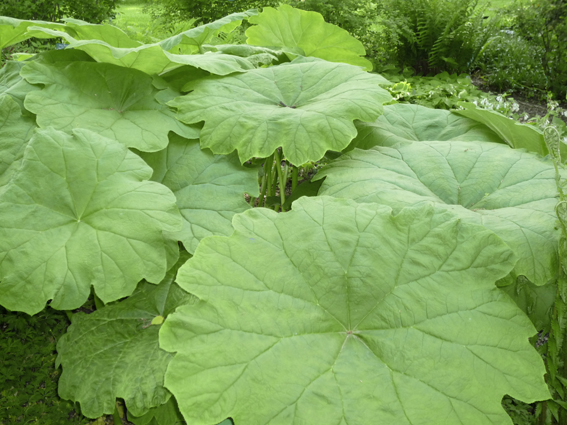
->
<box><xmin>21</xmin><ymin>60</ymin><xmax>198</xmax><ymax>151</ymax></box>
<box><xmin>57</xmin><ymin>253</ymin><xmax>194</xmax><ymax>418</ymax></box>
<box><xmin>161</xmin><ymin>196</ymin><xmax>548</xmax><ymax>425</ymax></box>
<box><xmin>0</xmin><ymin>128</ymin><xmax>182</xmax><ymax>315</ymax></box>
<box><xmin>138</xmin><ymin>134</ymin><xmax>259</xmax><ymax>253</ymax></box>
<box><xmin>316</xmin><ymin>141</ymin><xmax>560</xmax><ymax>285</ymax></box>
<box><xmin>170</xmin><ymin>57</ymin><xmax>391</xmax><ymax>165</ymax></box>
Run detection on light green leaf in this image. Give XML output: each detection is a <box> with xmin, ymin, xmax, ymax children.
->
<box><xmin>246</xmin><ymin>4</ymin><xmax>372</xmax><ymax>70</ymax></box>
<box><xmin>350</xmin><ymin>103</ymin><xmax>504</xmax><ymax>151</ymax></box>
<box><xmin>27</xmin><ymin>26</ymin><xmax>256</xmax><ymax>76</ymax></box>
<box><xmin>316</xmin><ymin>141</ymin><xmax>560</xmax><ymax>285</ymax></box>
<box><xmin>161</xmin><ymin>196</ymin><xmax>548</xmax><ymax>425</ymax></box>
<box><xmin>0</xmin><ymin>95</ymin><xmax>36</xmax><ymax>189</ymax></box>
<box><xmin>0</xmin><ymin>16</ymin><xmax>64</xmax><ymax>49</ymax></box>
<box><xmin>138</xmin><ymin>134</ymin><xmax>259</xmax><ymax>253</ymax></box>
<box><xmin>169</xmin><ymin>57</ymin><xmax>391</xmax><ymax>165</ymax></box>
<box><xmin>21</xmin><ymin>60</ymin><xmax>198</xmax><ymax>151</ymax></box>
<box><xmin>0</xmin><ymin>128</ymin><xmax>182</xmax><ymax>315</ymax></box>
<box><xmin>454</xmin><ymin>102</ymin><xmax>550</xmax><ymax>156</ymax></box>
<box><xmin>57</xmin><ymin>253</ymin><xmax>194</xmax><ymax>418</ymax></box>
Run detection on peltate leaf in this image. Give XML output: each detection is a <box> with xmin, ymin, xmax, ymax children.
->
<box><xmin>169</xmin><ymin>57</ymin><xmax>391</xmax><ymax>165</ymax></box>
<box><xmin>21</xmin><ymin>60</ymin><xmax>198</xmax><ymax>151</ymax></box>
<box><xmin>350</xmin><ymin>103</ymin><xmax>504</xmax><ymax>151</ymax></box>
<box><xmin>454</xmin><ymin>102</ymin><xmax>552</xmax><ymax>156</ymax></box>
<box><xmin>138</xmin><ymin>134</ymin><xmax>259</xmax><ymax>253</ymax></box>
<box><xmin>161</xmin><ymin>196</ymin><xmax>548</xmax><ymax>425</ymax></box>
<box><xmin>0</xmin><ymin>128</ymin><xmax>182</xmax><ymax>315</ymax></box>
<box><xmin>246</xmin><ymin>5</ymin><xmax>372</xmax><ymax>70</ymax></box>
<box><xmin>316</xmin><ymin>141</ymin><xmax>560</xmax><ymax>285</ymax></box>
<box><xmin>57</xmin><ymin>253</ymin><xmax>195</xmax><ymax>418</ymax></box>
<box><xmin>0</xmin><ymin>95</ymin><xmax>36</xmax><ymax>189</ymax></box>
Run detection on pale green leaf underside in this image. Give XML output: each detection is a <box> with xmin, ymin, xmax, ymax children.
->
<box><xmin>350</xmin><ymin>103</ymin><xmax>504</xmax><ymax>151</ymax></box>
<box><xmin>139</xmin><ymin>134</ymin><xmax>259</xmax><ymax>254</ymax></box>
<box><xmin>21</xmin><ymin>60</ymin><xmax>198</xmax><ymax>151</ymax></box>
<box><xmin>246</xmin><ymin>4</ymin><xmax>372</xmax><ymax>70</ymax></box>
<box><xmin>0</xmin><ymin>16</ymin><xmax>64</xmax><ymax>49</ymax></box>
<box><xmin>169</xmin><ymin>57</ymin><xmax>392</xmax><ymax>165</ymax></box>
<box><xmin>316</xmin><ymin>141</ymin><xmax>560</xmax><ymax>285</ymax></box>
<box><xmin>161</xmin><ymin>196</ymin><xmax>549</xmax><ymax>425</ymax></box>
<box><xmin>57</xmin><ymin>253</ymin><xmax>194</xmax><ymax>418</ymax></box>
<box><xmin>454</xmin><ymin>103</ymin><xmax>551</xmax><ymax>156</ymax></box>
<box><xmin>0</xmin><ymin>128</ymin><xmax>182</xmax><ymax>315</ymax></box>
<box><xmin>27</xmin><ymin>26</ymin><xmax>257</xmax><ymax>76</ymax></box>
<box><xmin>0</xmin><ymin>95</ymin><xmax>36</xmax><ymax>189</ymax></box>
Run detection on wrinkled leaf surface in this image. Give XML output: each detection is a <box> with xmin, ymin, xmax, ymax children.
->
<box><xmin>161</xmin><ymin>196</ymin><xmax>548</xmax><ymax>425</ymax></box>
<box><xmin>138</xmin><ymin>134</ymin><xmax>259</xmax><ymax>253</ymax></box>
<box><xmin>57</xmin><ymin>253</ymin><xmax>194</xmax><ymax>418</ymax></box>
<box><xmin>170</xmin><ymin>57</ymin><xmax>391</xmax><ymax>165</ymax></box>
<box><xmin>316</xmin><ymin>141</ymin><xmax>560</xmax><ymax>285</ymax></box>
<box><xmin>0</xmin><ymin>128</ymin><xmax>182</xmax><ymax>314</ymax></box>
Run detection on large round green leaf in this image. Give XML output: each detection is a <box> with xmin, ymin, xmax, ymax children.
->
<box><xmin>21</xmin><ymin>60</ymin><xmax>198</xmax><ymax>152</ymax></box>
<box><xmin>138</xmin><ymin>134</ymin><xmax>259</xmax><ymax>253</ymax></box>
<box><xmin>161</xmin><ymin>197</ymin><xmax>548</xmax><ymax>425</ymax></box>
<box><xmin>0</xmin><ymin>95</ymin><xmax>36</xmax><ymax>189</ymax></box>
<box><xmin>350</xmin><ymin>103</ymin><xmax>504</xmax><ymax>151</ymax></box>
<box><xmin>316</xmin><ymin>141</ymin><xmax>560</xmax><ymax>285</ymax></box>
<box><xmin>0</xmin><ymin>128</ymin><xmax>182</xmax><ymax>315</ymax></box>
<box><xmin>57</xmin><ymin>253</ymin><xmax>194</xmax><ymax>418</ymax></box>
<box><xmin>169</xmin><ymin>57</ymin><xmax>391</xmax><ymax>165</ymax></box>
<box><xmin>246</xmin><ymin>4</ymin><xmax>372</xmax><ymax>70</ymax></box>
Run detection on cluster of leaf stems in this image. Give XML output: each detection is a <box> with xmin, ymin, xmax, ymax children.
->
<box><xmin>539</xmin><ymin>126</ymin><xmax>567</xmax><ymax>425</ymax></box>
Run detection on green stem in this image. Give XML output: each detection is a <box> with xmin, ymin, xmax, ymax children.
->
<box><xmin>264</xmin><ymin>153</ymin><xmax>274</xmax><ymax>202</ymax></box>
<box><xmin>539</xmin><ymin>401</ymin><xmax>547</xmax><ymax>425</ymax></box>
<box><xmin>112</xmin><ymin>402</ymin><xmax>122</xmax><ymax>425</ymax></box>
<box><xmin>292</xmin><ymin>165</ymin><xmax>298</xmax><ymax>192</ymax></box>
<box><xmin>64</xmin><ymin>310</ymin><xmax>73</xmax><ymax>322</ymax></box>
<box><xmin>93</xmin><ymin>293</ymin><xmax>105</xmax><ymax>310</ymax></box>
<box><xmin>274</xmin><ymin>150</ymin><xmax>286</xmax><ymax>210</ymax></box>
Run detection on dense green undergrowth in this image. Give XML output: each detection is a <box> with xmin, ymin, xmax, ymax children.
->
<box><xmin>1</xmin><ymin>5</ymin><xmax>567</xmax><ymax>425</ymax></box>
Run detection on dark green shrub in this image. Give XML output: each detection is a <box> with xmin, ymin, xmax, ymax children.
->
<box><xmin>509</xmin><ymin>0</ymin><xmax>567</xmax><ymax>100</ymax></box>
<box><xmin>376</xmin><ymin>0</ymin><xmax>497</xmax><ymax>74</ymax></box>
<box><xmin>145</xmin><ymin>0</ymin><xmax>280</xmax><ymax>24</ymax></box>
<box><xmin>475</xmin><ymin>30</ymin><xmax>548</xmax><ymax>100</ymax></box>
<box><xmin>0</xmin><ymin>0</ymin><xmax>117</xmax><ymax>24</ymax></box>
<box><xmin>280</xmin><ymin>0</ymin><xmax>377</xmax><ymax>39</ymax></box>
